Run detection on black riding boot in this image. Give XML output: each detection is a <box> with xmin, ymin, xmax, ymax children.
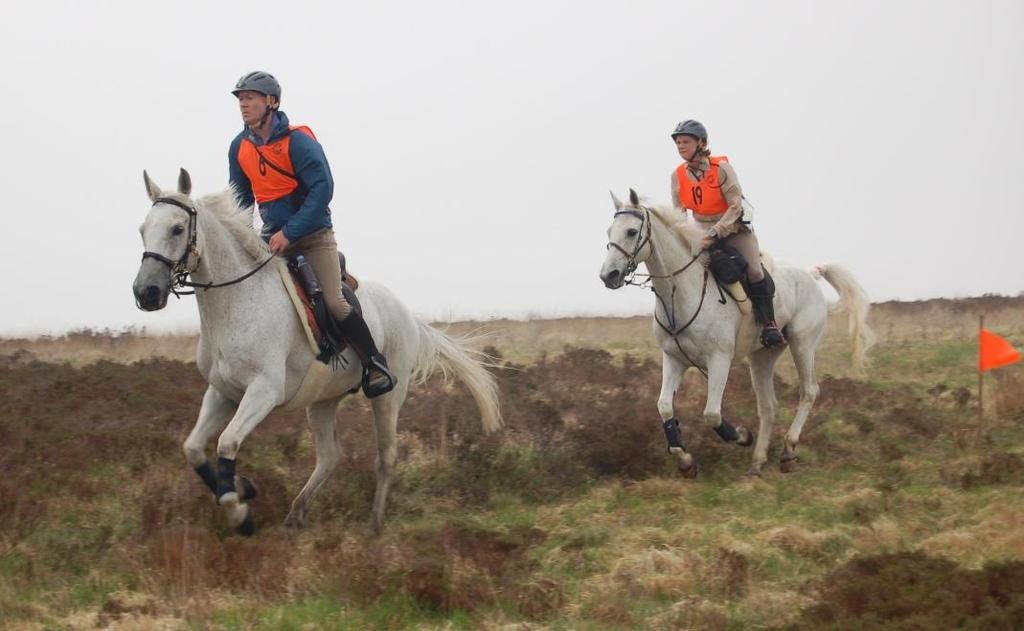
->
<box><xmin>748</xmin><ymin>272</ymin><xmax>786</xmax><ymax>348</ymax></box>
<box><xmin>336</xmin><ymin>310</ymin><xmax>396</xmax><ymax>398</ymax></box>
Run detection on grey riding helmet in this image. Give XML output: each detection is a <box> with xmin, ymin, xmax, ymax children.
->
<box><xmin>671</xmin><ymin>119</ymin><xmax>708</xmax><ymax>140</ymax></box>
<box><xmin>232</xmin><ymin>71</ymin><xmax>282</xmax><ymax>101</ymax></box>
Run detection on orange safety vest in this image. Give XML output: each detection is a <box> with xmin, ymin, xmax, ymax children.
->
<box><xmin>676</xmin><ymin>155</ymin><xmax>730</xmax><ymax>216</ymax></box>
<box><xmin>237</xmin><ymin>125</ymin><xmax>316</xmax><ymax>203</ymax></box>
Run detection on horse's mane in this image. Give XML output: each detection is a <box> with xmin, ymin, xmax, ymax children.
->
<box><xmin>195</xmin><ymin>188</ymin><xmax>270</xmax><ymax>260</ymax></box>
<box><xmin>645</xmin><ymin>200</ymin><xmax>775</xmax><ymax>272</ymax></box>
<box><xmin>644</xmin><ymin>202</ymin><xmax>705</xmax><ymax>252</ymax></box>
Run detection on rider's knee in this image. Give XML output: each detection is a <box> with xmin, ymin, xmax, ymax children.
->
<box><xmin>324</xmin><ymin>292</ymin><xmax>353</xmax><ymax>322</ymax></box>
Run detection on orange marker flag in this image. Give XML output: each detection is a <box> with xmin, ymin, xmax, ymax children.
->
<box><xmin>979</xmin><ymin>329</ymin><xmax>1021</xmax><ymax>372</ymax></box>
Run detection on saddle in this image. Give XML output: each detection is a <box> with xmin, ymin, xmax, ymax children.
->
<box><xmin>286</xmin><ymin>252</ymin><xmax>361</xmax><ymax>364</ymax></box>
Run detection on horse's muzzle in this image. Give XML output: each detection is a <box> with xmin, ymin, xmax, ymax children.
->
<box><xmin>601</xmin><ymin>268</ymin><xmax>624</xmax><ymax>289</ymax></box>
<box><xmin>134</xmin><ymin>283</ymin><xmax>168</xmax><ymax>311</ymax></box>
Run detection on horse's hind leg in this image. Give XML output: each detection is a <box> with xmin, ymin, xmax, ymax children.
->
<box><xmin>658</xmin><ymin>352</ymin><xmax>697</xmax><ymax>476</ymax></box>
<box><xmin>285</xmin><ymin>398</ymin><xmax>343</xmax><ymax>528</ymax></box>
<box><xmin>781</xmin><ymin>333</ymin><xmax>821</xmax><ymax>473</ymax></box>
<box><xmin>369</xmin><ymin>381</ymin><xmax>408</xmax><ymax>535</ymax></box>
<box><xmin>215</xmin><ymin>382</ymin><xmax>279</xmax><ymax>535</ymax></box>
<box><xmin>184</xmin><ymin>385</ymin><xmax>237</xmax><ymax>495</ymax></box>
<box><xmin>747</xmin><ymin>347</ymin><xmax>784</xmax><ymax>477</ymax></box>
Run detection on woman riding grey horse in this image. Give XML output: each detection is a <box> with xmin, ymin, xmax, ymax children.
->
<box><xmin>670</xmin><ymin>119</ymin><xmax>785</xmax><ymax>348</ymax></box>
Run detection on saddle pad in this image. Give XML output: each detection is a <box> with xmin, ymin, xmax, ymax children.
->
<box><xmin>276</xmin><ymin>260</ymin><xmax>321</xmax><ymax>355</ymax></box>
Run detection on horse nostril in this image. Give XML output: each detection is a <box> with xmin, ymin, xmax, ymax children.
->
<box><xmin>607</xmin><ymin>270</ymin><xmax>620</xmax><ymax>279</ymax></box>
<box><xmin>143</xmin><ymin>285</ymin><xmax>161</xmax><ymax>304</ymax></box>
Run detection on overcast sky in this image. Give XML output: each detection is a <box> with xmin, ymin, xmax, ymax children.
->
<box><xmin>2</xmin><ymin>0</ymin><xmax>1022</xmax><ymax>334</ymax></box>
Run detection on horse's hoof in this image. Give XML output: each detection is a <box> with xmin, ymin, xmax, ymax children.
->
<box><xmin>744</xmin><ymin>467</ymin><xmax>763</xmax><ymax>478</ymax></box>
<box><xmin>237</xmin><ymin>512</ymin><xmax>256</xmax><ymax>537</ymax></box>
<box><xmin>736</xmin><ymin>427</ymin><xmax>754</xmax><ymax>448</ymax></box>
<box><xmin>678</xmin><ymin>458</ymin><xmax>700</xmax><ymax>479</ymax></box>
<box><xmin>283</xmin><ymin>513</ymin><xmax>306</xmax><ymax>529</ymax></box>
<box><xmin>780</xmin><ymin>455</ymin><xmax>799</xmax><ymax>474</ymax></box>
<box><xmin>237</xmin><ymin>476</ymin><xmax>258</xmax><ymax>501</ymax></box>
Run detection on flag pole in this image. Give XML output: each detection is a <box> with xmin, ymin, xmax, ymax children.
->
<box><xmin>978</xmin><ymin>314</ymin><xmax>984</xmax><ymax>427</ymax></box>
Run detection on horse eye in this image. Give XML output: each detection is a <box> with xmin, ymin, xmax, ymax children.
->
<box><xmin>173</xmin><ymin>225</ymin><xmax>185</xmax><ymax>236</ymax></box>
<box><xmin>626</xmin><ymin>228</ymin><xmax>639</xmax><ymax>237</ymax></box>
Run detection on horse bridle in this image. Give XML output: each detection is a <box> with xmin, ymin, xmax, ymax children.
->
<box><xmin>142</xmin><ymin>197</ymin><xmax>274</xmax><ymax>295</ymax></box>
<box><xmin>606</xmin><ymin>207</ymin><xmax>654</xmax><ymax>284</ymax></box>
<box><xmin>142</xmin><ymin>197</ymin><xmax>201</xmax><ymax>286</ymax></box>
<box><xmin>606</xmin><ymin>203</ymin><xmax>720</xmax><ymax>377</ymax></box>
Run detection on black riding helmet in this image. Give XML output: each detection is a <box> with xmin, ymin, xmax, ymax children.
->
<box><xmin>671</xmin><ymin>119</ymin><xmax>708</xmax><ymax>141</ymax></box>
<box><xmin>232</xmin><ymin>71</ymin><xmax>282</xmax><ymax>103</ymax></box>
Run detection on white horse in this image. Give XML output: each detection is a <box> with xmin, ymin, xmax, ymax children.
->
<box><xmin>600</xmin><ymin>190</ymin><xmax>872</xmax><ymax>476</ymax></box>
<box><xmin>132</xmin><ymin>169</ymin><xmax>501</xmax><ymax>534</ymax></box>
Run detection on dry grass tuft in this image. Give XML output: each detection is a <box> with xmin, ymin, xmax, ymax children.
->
<box><xmin>994</xmin><ymin>366</ymin><xmax>1024</xmax><ymax>420</ymax></box>
<box><xmin>758</xmin><ymin>526</ymin><xmax>829</xmax><ymax>558</ymax></box>
<box><xmin>650</xmin><ymin>595</ymin><xmax>728</xmax><ymax>631</ymax></box>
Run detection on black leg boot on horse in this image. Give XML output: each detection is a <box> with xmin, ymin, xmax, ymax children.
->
<box><xmin>336</xmin><ymin>309</ymin><xmax>396</xmax><ymax>398</ymax></box>
<box><xmin>748</xmin><ymin>270</ymin><xmax>787</xmax><ymax>348</ymax></box>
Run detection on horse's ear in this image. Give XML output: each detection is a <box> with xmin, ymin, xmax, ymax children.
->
<box><xmin>610</xmin><ymin>190</ymin><xmax>624</xmax><ymax>211</ymax></box>
<box><xmin>143</xmin><ymin>170</ymin><xmax>162</xmax><ymax>201</ymax></box>
<box><xmin>177</xmin><ymin>168</ymin><xmax>192</xmax><ymax>197</ymax></box>
<box><xmin>629</xmin><ymin>188</ymin><xmax>640</xmax><ymax>206</ymax></box>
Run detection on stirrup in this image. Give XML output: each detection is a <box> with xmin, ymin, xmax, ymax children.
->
<box><xmin>362</xmin><ymin>355</ymin><xmax>396</xmax><ymax>398</ymax></box>
<box><xmin>760</xmin><ymin>322</ymin><xmax>787</xmax><ymax>348</ymax></box>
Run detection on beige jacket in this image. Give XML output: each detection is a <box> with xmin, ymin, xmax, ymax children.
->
<box><xmin>670</xmin><ymin>158</ymin><xmax>750</xmax><ymax>238</ymax></box>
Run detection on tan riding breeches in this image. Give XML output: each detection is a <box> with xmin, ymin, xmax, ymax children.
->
<box><xmin>284</xmin><ymin>228</ymin><xmax>353</xmax><ymax>321</ymax></box>
<box><xmin>699</xmin><ymin>221</ymin><xmax>766</xmax><ymax>283</ymax></box>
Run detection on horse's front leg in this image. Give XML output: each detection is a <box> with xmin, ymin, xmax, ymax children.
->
<box><xmin>184</xmin><ymin>385</ymin><xmax>237</xmax><ymax>494</ymax></box>
<box><xmin>658</xmin><ymin>352</ymin><xmax>697</xmax><ymax>477</ymax></box>
<box><xmin>702</xmin><ymin>352</ymin><xmax>753</xmax><ymax>448</ymax></box>
<box><xmin>214</xmin><ymin>381</ymin><xmax>280</xmax><ymax>536</ymax></box>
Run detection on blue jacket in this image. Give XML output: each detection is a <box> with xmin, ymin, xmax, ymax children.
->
<box><xmin>228</xmin><ymin>111</ymin><xmax>334</xmax><ymax>242</ymax></box>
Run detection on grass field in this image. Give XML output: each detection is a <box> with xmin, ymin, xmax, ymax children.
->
<box><xmin>1</xmin><ymin>296</ymin><xmax>1022</xmax><ymax>629</ymax></box>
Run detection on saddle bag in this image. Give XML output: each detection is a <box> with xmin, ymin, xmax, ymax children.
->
<box><xmin>709</xmin><ymin>244</ymin><xmax>748</xmax><ymax>285</ymax></box>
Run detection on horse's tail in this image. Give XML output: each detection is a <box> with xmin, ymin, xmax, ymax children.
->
<box><xmin>411</xmin><ymin>320</ymin><xmax>503</xmax><ymax>433</ymax></box>
<box><xmin>810</xmin><ymin>264</ymin><xmax>876</xmax><ymax>376</ymax></box>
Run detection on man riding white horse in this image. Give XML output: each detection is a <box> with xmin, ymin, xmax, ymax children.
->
<box><xmin>228</xmin><ymin>70</ymin><xmax>395</xmax><ymax>398</ymax></box>
<box><xmin>670</xmin><ymin>119</ymin><xmax>785</xmax><ymax>348</ymax></box>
